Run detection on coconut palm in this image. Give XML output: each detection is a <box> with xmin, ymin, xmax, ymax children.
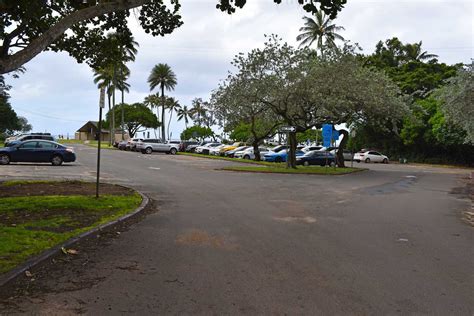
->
<box><xmin>148</xmin><ymin>63</ymin><xmax>177</xmax><ymax>142</ymax></box>
<box><xmin>177</xmin><ymin>105</ymin><xmax>192</xmax><ymax>129</ymax></box>
<box><xmin>403</xmin><ymin>41</ymin><xmax>438</xmax><ymax>62</ymax></box>
<box><xmin>296</xmin><ymin>11</ymin><xmax>345</xmax><ymax>56</ymax></box>
<box><xmin>190</xmin><ymin>98</ymin><xmax>207</xmax><ymax>127</ymax></box>
<box><xmin>165</xmin><ymin>97</ymin><xmax>181</xmax><ymax>140</ymax></box>
<box><xmin>144</xmin><ymin>93</ymin><xmax>162</xmax><ymax>139</ymax></box>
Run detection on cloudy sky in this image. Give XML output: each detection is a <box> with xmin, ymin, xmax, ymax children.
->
<box><xmin>7</xmin><ymin>0</ymin><xmax>473</xmax><ymax>139</ymax></box>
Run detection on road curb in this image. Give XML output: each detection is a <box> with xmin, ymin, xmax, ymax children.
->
<box><xmin>0</xmin><ymin>187</ymin><xmax>149</xmax><ymax>288</ymax></box>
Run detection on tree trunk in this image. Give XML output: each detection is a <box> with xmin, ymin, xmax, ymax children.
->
<box><xmin>253</xmin><ymin>142</ymin><xmax>261</xmax><ymax>161</ymax></box>
<box><xmin>161</xmin><ymin>85</ymin><xmax>166</xmax><ymax>142</ymax></box>
<box><xmin>167</xmin><ymin>109</ymin><xmax>173</xmax><ymax>140</ymax></box>
<box><xmin>287</xmin><ymin>132</ymin><xmax>297</xmax><ymax>169</ymax></box>
<box><xmin>336</xmin><ymin>128</ymin><xmax>349</xmax><ymax>168</ymax></box>
<box><xmin>111</xmin><ymin>85</ymin><xmax>115</xmax><ymax>146</ymax></box>
<box><xmin>0</xmin><ymin>0</ymin><xmax>151</xmax><ymax>74</ymax></box>
<box><xmin>107</xmin><ymin>90</ymin><xmax>112</xmax><ymax>146</ymax></box>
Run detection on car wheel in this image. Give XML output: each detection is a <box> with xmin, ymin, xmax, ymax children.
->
<box><xmin>145</xmin><ymin>147</ymin><xmax>153</xmax><ymax>154</ymax></box>
<box><xmin>356</xmin><ymin>160</ymin><xmax>360</xmax><ymax>163</ymax></box>
<box><xmin>365</xmin><ymin>158</ymin><xmax>370</xmax><ymax>163</ymax></box>
<box><xmin>243</xmin><ymin>155</ymin><xmax>250</xmax><ymax>160</ymax></box>
<box><xmin>383</xmin><ymin>158</ymin><xmax>388</xmax><ymax>164</ymax></box>
<box><xmin>170</xmin><ymin>148</ymin><xmax>177</xmax><ymax>155</ymax></box>
<box><xmin>303</xmin><ymin>161</ymin><xmax>309</xmax><ymax>167</ymax></box>
<box><xmin>51</xmin><ymin>155</ymin><xmax>63</xmax><ymax>166</ymax></box>
<box><xmin>0</xmin><ymin>154</ymin><xmax>10</xmax><ymax>165</ymax></box>
<box><xmin>330</xmin><ymin>161</ymin><xmax>336</xmax><ymax>167</ymax></box>
<box><xmin>275</xmin><ymin>157</ymin><xmax>283</xmax><ymax>163</ymax></box>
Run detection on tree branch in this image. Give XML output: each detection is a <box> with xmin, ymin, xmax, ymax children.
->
<box><xmin>0</xmin><ymin>0</ymin><xmax>151</xmax><ymax>74</ymax></box>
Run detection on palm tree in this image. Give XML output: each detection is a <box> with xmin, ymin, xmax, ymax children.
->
<box><xmin>165</xmin><ymin>97</ymin><xmax>180</xmax><ymax>140</ymax></box>
<box><xmin>177</xmin><ymin>105</ymin><xmax>192</xmax><ymax>129</ymax></box>
<box><xmin>148</xmin><ymin>63</ymin><xmax>177</xmax><ymax>142</ymax></box>
<box><xmin>190</xmin><ymin>98</ymin><xmax>207</xmax><ymax>127</ymax></box>
<box><xmin>296</xmin><ymin>10</ymin><xmax>345</xmax><ymax>56</ymax></box>
<box><xmin>403</xmin><ymin>41</ymin><xmax>438</xmax><ymax>62</ymax></box>
<box><xmin>144</xmin><ymin>93</ymin><xmax>162</xmax><ymax>139</ymax></box>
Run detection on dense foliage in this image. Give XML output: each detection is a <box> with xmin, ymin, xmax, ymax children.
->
<box><xmin>105</xmin><ymin>102</ymin><xmax>159</xmax><ymax>138</ymax></box>
<box><xmin>180</xmin><ymin>125</ymin><xmax>215</xmax><ymax>141</ymax></box>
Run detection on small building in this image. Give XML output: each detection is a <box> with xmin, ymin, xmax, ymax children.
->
<box><xmin>75</xmin><ymin>121</ymin><xmax>129</xmax><ymax>142</ymax></box>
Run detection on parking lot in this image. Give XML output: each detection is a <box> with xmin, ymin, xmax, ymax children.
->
<box><xmin>1</xmin><ymin>144</ymin><xmax>473</xmax><ymax>314</ymax></box>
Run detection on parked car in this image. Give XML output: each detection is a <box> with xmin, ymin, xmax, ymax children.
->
<box><xmin>0</xmin><ymin>140</ymin><xmax>76</xmax><ymax>166</ymax></box>
<box><xmin>117</xmin><ymin>140</ymin><xmax>128</xmax><ymax>150</ymax></box>
<box><xmin>302</xmin><ymin>145</ymin><xmax>324</xmax><ymax>153</ymax></box>
<box><xmin>354</xmin><ymin>150</ymin><xmax>389</xmax><ymax>163</ymax></box>
<box><xmin>195</xmin><ymin>143</ymin><xmax>221</xmax><ymax>155</ymax></box>
<box><xmin>5</xmin><ymin>133</ymin><xmax>54</xmax><ymax>146</ymax></box>
<box><xmin>270</xmin><ymin>145</ymin><xmax>288</xmax><ymax>153</ymax></box>
<box><xmin>296</xmin><ymin>151</ymin><xmax>336</xmax><ymax>166</ymax></box>
<box><xmin>179</xmin><ymin>140</ymin><xmax>199</xmax><ymax>152</ymax></box>
<box><xmin>126</xmin><ymin>138</ymin><xmax>144</xmax><ymax>151</ymax></box>
<box><xmin>235</xmin><ymin>147</ymin><xmax>270</xmax><ymax>160</ymax></box>
<box><xmin>209</xmin><ymin>144</ymin><xmax>227</xmax><ymax>156</ymax></box>
<box><xmin>329</xmin><ymin>148</ymin><xmax>353</xmax><ymax>161</ymax></box>
<box><xmin>218</xmin><ymin>142</ymin><xmax>246</xmax><ymax>156</ymax></box>
<box><xmin>262</xmin><ymin>149</ymin><xmax>304</xmax><ymax>162</ymax></box>
<box><xmin>137</xmin><ymin>139</ymin><xmax>179</xmax><ymax>155</ymax></box>
<box><xmin>225</xmin><ymin>146</ymin><xmax>250</xmax><ymax>158</ymax></box>
<box><xmin>186</xmin><ymin>141</ymin><xmax>213</xmax><ymax>153</ymax></box>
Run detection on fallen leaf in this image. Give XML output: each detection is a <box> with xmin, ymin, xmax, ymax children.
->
<box><xmin>61</xmin><ymin>247</ymin><xmax>68</xmax><ymax>254</ymax></box>
<box><xmin>25</xmin><ymin>271</ymin><xmax>33</xmax><ymax>277</ymax></box>
<box><xmin>66</xmin><ymin>249</ymin><xmax>79</xmax><ymax>255</ymax></box>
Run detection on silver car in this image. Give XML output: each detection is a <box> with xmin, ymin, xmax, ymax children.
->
<box><xmin>137</xmin><ymin>139</ymin><xmax>179</xmax><ymax>155</ymax></box>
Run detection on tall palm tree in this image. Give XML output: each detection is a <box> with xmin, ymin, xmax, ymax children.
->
<box><xmin>148</xmin><ymin>63</ymin><xmax>177</xmax><ymax>142</ymax></box>
<box><xmin>177</xmin><ymin>105</ymin><xmax>192</xmax><ymax>129</ymax></box>
<box><xmin>403</xmin><ymin>41</ymin><xmax>438</xmax><ymax>62</ymax></box>
<box><xmin>144</xmin><ymin>93</ymin><xmax>162</xmax><ymax>139</ymax></box>
<box><xmin>296</xmin><ymin>10</ymin><xmax>345</xmax><ymax>56</ymax></box>
<box><xmin>165</xmin><ymin>97</ymin><xmax>180</xmax><ymax>140</ymax></box>
<box><xmin>190</xmin><ymin>97</ymin><xmax>207</xmax><ymax>127</ymax></box>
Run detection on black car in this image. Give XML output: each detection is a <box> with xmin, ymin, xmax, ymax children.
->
<box><xmin>296</xmin><ymin>150</ymin><xmax>335</xmax><ymax>166</ymax></box>
<box><xmin>0</xmin><ymin>140</ymin><xmax>76</xmax><ymax>166</ymax></box>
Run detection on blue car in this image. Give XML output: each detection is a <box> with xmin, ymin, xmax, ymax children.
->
<box><xmin>0</xmin><ymin>140</ymin><xmax>76</xmax><ymax>166</ymax></box>
<box><xmin>262</xmin><ymin>149</ymin><xmax>304</xmax><ymax>162</ymax></box>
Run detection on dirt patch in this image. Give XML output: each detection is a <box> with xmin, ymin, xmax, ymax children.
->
<box><xmin>0</xmin><ymin>181</ymin><xmax>134</xmax><ymax>198</ymax></box>
<box><xmin>0</xmin><ymin>199</ymin><xmax>158</xmax><ymax>312</ymax></box>
<box><xmin>176</xmin><ymin>229</ymin><xmax>237</xmax><ymax>250</ymax></box>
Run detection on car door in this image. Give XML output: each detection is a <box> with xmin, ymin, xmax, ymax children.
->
<box><xmin>368</xmin><ymin>151</ymin><xmax>381</xmax><ymax>162</ymax></box>
<box><xmin>13</xmin><ymin>141</ymin><xmax>39</xmax><ymax>162</ymax></box>
<box><xmin>36</xmin><ymin>141</ymin><xmax>57</xmax><ymax>162</ymax></box>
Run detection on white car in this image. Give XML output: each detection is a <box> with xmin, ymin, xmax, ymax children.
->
<box><xmin>330</xmin><ymin>148</ymin><xmax>354</xmax><ymax>161</ymax></box>
<box><xmin>302</xmin><ymin>145</ymin><xmax>324</xmax><ymax>153</ymax></box>
<box><xmin>209</xmin><ymin>144</ymin><xmax>227</xmax><ymax>156</ymax></box>
<box><xmin>353</xmin><ymin>150</ymin><xmax>389</xmax><ymax>163</ymax></box>
<box><xmin>235</xmin><ymin>147</ymin><xmax>269</xmax><ymax>160</ymax></box>
<box><xmin>195</xmin><ymin>143</ymin><xmax>221</xmax><ymax>154</ymax></box>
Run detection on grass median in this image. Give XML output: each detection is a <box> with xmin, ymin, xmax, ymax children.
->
<box><xmin>0</xmin><ymin>180</ymin><xmax>142</xmax><ymax>274</ymax></box>
<box><xmin>221</xmin><ymin>165</ymin><xmax>362</xmax><ymax>175</ymax></box>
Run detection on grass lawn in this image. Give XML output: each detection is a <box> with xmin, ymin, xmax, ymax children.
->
<box><xmin>0</xmin><ymin>180</ymin><xmax>142</xmax><ymax>274</ymax></box>
<box><xmin>221</xmin><ymin>165</ymin><xmax>363</xmax><ymax>175</ymax></box>
<box><xmin>178</xmin><ymin>152</ymin><xmax>285</xmax><ymax>167</ymax></box>
<box><xmin>85</xmin><ymin>141</ymin><xmax>116</xmax><ymax>149</ymax></box>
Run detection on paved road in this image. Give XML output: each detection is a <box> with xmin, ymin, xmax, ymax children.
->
<box><xmin>1</xmin><ymin>145</ymin><xmax>473</xmax><ymax>315</ymax></box>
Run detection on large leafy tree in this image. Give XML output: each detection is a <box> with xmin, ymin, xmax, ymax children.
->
<box><xmin>219</xmin><ymin>36</ymin><xmax>407</xmax><ymax>167</ymax></box>
<box><xmin>148</xmin><ymin>63</ymin><xmax>177</xmax><ymax>142</ymax></box>
<box><xmin>106</xmin><ymin>102</ymin><xmax>159</xmax><ymax>138</ymax></box>
<box><xmin>296</xmin><ymin>10</ymin><xmax>345</xmax><ymax>56</ymax></box>
<box><xmin>434</xmin><ymin>64</ymin><xmax>474</xmax><ymax>144</ymax></box>
<box><xmin>180</xmin><ymin>125</ymin><xmax>215</xmax><ymax>141</ymax></box>
<box><xmin>0</xmin><ymin>0</ymin><xmax>346</xmax><ymax>74</ymax></box>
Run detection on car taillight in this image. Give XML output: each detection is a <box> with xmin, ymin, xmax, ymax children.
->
<box><xmin>66</xmin><ymin>147</ymin><xmax>74</xmax><ymax>153</ymax></box>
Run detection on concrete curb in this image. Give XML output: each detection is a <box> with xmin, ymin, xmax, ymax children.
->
<box><xmin>0</xmin><ymin>188</ymin><xmax>149</xmax><ymax>288</ymax></box>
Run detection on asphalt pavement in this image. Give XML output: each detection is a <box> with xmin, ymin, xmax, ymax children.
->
<box><xmin>1</xmin><ymin>145</ymin><xmax>473</xmax><ymax>315</ymax></box>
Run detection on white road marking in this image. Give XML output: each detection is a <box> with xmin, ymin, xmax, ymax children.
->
<box><xmin>149</xmin><ymin>167</ymin><xmax>161</xmax><ymax>170</ymax></box>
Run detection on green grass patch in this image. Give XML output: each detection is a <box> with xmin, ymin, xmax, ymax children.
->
<box><xmin>57</xmin><ymin>139</ymin><xmax>84</xmax><ymax>144</ymax></box>
<box><xmin>221</xmin><ymin>165</ymin><xmax>363</xmax><ymax>175</ymax></box>
<box><xmin>0</xmin><ymin>193</ymin><xmax>142</xmax><ymax>274</ymax></box>
<box><xmin>178</xmin><ymin>152</ymin><xmax>285</xmax><ymax>167</ymax></box>
<box><xmin>85</xmin><ymin>141</ymin><xmax>116</xmax><ymax>149</ymax></box>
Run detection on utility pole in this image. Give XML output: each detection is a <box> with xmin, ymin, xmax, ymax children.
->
<box><xmin>96</xmin><ymin>87</ymin><xmax>105</xmax><ymax>198</ymax></box>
